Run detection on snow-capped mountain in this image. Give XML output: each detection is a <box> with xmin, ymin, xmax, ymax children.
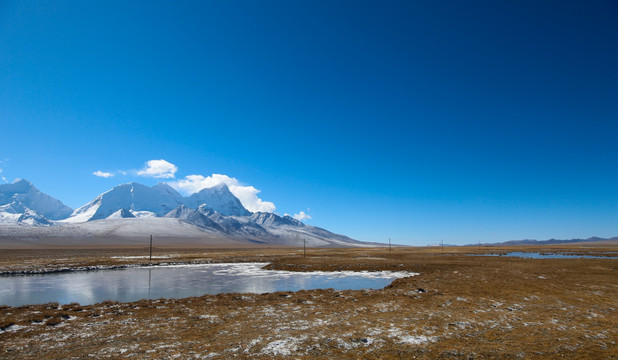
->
<box><xmin>160</xmin><ymin>205</ymin><xmax>369</xmax><ymax>247</ymax></box>
<box><xmin>187</xmin><ymin>183</ymin><xmax>250</xmax><ymax>216</ymax></box>
<box><xmin>66</xmin><ymin>182</ymin><xmax>186</xmax><ymax>222</ymax></box>
<box><xmin>1</xmin><ymin>179</ymin><xmax>376</xmax><ymax>247</ymax></box>
<box><xmin>65</xmin><ymin>182</ymin><xmax>250</xmax><ymax>222</ymax></box>
<box><xmin>165</xmin><ymin>205</ymin><xmax>225</xmax><ymax>232</ymax></box>
<box><xmin>249</xmin><ymin>212</ymin><xmax>304</xmax><ymax>227</ymax></box>
<box><xmin>0</xmin><ymin>179</ymin><xmax>72</xmax><ymax>225</ymax></box>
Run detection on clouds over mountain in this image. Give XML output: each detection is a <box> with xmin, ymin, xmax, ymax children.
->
<box><xmin>92</xmin><ymin>170</ymin><xmax>114</xmax><ymax>178</ymax></box>
<box><xmin>0</xmin><ymin>160</ymin><xmax>7</xmax><ymax>182</ymax></box>
<box><xmin>170</xmin><ymin>174</ymin><xmax>276</xmax><ymax>213</ymax></box>
<box><xmin>90</xmin><ymin>160</ymin><xmax>278</xmax><ymax>214</ymax></box>
<box><xmin>293</xmin><ymin>211</ymin><xmax>312</xmax><ymax>221</ymax></box>
<box><xmin>137</xmin><ymin>159</ymin><xmax>178</xmax><ymax>179</ymax></box>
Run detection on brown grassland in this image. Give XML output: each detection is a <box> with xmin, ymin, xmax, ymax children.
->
<box><xmin>0</xmin><ymin>244</ymin><xmax>616</xmax><ymax>359</ymax></box>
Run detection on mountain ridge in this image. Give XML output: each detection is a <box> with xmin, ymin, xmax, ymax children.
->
<box><xmin>467</xmin><ymin>236</ymin><xmax>618</xmax><ymax>247</ymax></box>
<box><xmin>0</xmin><ymin>179</ymin><xmax>373</xmax><ymax>248</ymax></box>
<box><xmin>0</xmin><ymin>179</ymin><xmax>72</xmax><ymax>224</ymax></box>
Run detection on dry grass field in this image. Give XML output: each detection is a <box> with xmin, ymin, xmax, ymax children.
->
<box><xmin>0</xmin><ymin>245</ymin><xmax>616</xmax><ymax>359</ymax></box>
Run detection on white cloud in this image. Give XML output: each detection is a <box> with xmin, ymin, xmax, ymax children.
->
<box><xmin>137</xmin><ymin>159</ymin><xmax>178</xmax><ymax>179</ymax></box>
<box><xmin>169</xmin><ymin>173</ymin><xmax>276</xmax><ymax>213</ymax></box>
<box><xmin>293</xmin><ymin>211</ymin><xmax>312</xmax><ymax>221</ymax></box>
<box><xmin>92</xmin><ymin>170</ymin><xmax>114</xmax><ymax>178</ymax></box>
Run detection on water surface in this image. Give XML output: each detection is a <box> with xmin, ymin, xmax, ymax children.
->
<box><xmin>0</xmin><ymin>263</ymin><xmax>416</xmax><ymax>307</ymax></box>
<box><xmin>474</xmin><ymin>252</ymin><xmax>618</xmax><ymax>259</ymax></box>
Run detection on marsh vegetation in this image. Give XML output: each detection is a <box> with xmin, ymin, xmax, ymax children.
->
<box><xmin>1</xmin><ymin>245</ymin><xmax>616</xmax><ymax>359</ymax></box>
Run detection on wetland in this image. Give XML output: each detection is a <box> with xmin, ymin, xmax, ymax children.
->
<box><xmin>0</xmin><ymin>245</ymin><xmax>616</xmax><ymax>359</ymax></box>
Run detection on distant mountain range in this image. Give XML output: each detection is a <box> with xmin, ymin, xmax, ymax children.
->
<box><xmin>0</xmin><ymin>179</ymin><xmax>376</xmax><ymax>247</ymax></box>
<box><xmin>469</xmin><ymin>237</ymin><xmax>618</xmax><ymax>247</ymax></box>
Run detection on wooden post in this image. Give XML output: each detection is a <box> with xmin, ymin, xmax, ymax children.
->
<box><xmin>149</xmin><ymin>235</ymin><xmax>153</xmax><ymax>263</ymax></box>
<box><xmin>389</xmin><ymin>238</ymin><xmax>391</xmax><ymax>254</ymax></box>
<box><xmin>441</xmin><ymin>239</ymin><xmax>444</xmax><ymax>253</ymax></box>
<box><xmin>303</xmin><ymin>238</ymin><xmax>306</xmax><ymax>258</ymax></box>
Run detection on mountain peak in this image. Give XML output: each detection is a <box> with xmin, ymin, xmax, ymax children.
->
<box><xmin>13</xmin><ymin>178</ymin><xmax>31</xmax><ymax>185</ymax></box>
<box><xmin>0</xmin><ymin>179</ymin><xmax>366</xmax><ymax>248</ymax></box>
<box><xmin>0</xmin><ymin>179</ymin><xmax>72</xmax><ymax>220</ymax></box>
<box><xmin>189</xmin><ymin>184</ymin><xmax>250</xmax><ymax>216</ymax></box>
<box><xmin>68</xmin><ymin>182</ymin><xmax>185</xmax><ymax>221</ymax></box>
<box><xmin>197</xmin><ymin>183</ymin><xmax>231</xmax><ymax>194</ymax></box>
<box><xmin>154</xmin><ymin>182</ymin><xmax>175</xmax><ymax>190</ymax></box>
<box><xmin>1</xmin><ymin>178</ymin><xmax>35</xmax><ymax>194</ymax></box>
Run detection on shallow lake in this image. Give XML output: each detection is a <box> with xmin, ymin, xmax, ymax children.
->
<box><xmin>0</xmin><ymin>263</ymin><xmax>417</xmax><ymax>307</ymax></box>
<box><xmin>475</xmin><ymin>252</ymin><xmax>618</xmax><ymax>259</ymax></box>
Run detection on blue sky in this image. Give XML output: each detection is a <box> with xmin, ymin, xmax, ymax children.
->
<box><xmin>1</xmin><ymin>1</ymin><xmax>617</xmax><ymax>245</ymax></box>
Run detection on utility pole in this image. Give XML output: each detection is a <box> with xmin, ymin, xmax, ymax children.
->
<box><xmin>389</xmin><ymin>238</ymin><xmax>391</xmax><ymax>254</ymax></box>
<box><xmin>303</xmin><ymin>238</ymin><xmax>306</xmax><ymax>258</ymax></box>
<box><xmin>149</xmin><ymin>235</ymin><xmax>153</xmax><ymax>263</ymax></box>
<box><xmin>441</xmin><ymin>239</ymin><xmax>444</xmax><ymax>253</ymax></box>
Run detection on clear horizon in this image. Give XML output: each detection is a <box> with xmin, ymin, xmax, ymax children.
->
<box><xmin>2</xmin><ymin>1</ymin><xmax>617</xmax><ymax>245</ymax></box>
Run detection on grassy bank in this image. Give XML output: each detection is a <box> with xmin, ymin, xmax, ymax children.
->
<box><xmin>1</xmin><ymin>246</ymin><xmax>616</xmax><ymax>359</ymax></box>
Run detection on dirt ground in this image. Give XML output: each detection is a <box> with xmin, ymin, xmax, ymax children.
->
<box><xmin>0</xmin><ymin>245</ymin><xmax>616</xmax><ymax>359</ymax></box>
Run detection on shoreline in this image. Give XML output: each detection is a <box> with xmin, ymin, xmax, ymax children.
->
<box><xmin>1</xmin><ymin>246</ymin><xmax>616</xmax><ymax>359</ymax></box>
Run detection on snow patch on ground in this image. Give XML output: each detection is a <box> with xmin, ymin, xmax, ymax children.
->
<box><xmin>388</xmin><ymin>327</ymin><xmax>438</xmax><ymax>345</ymax></box>
<box><xmin>243</xmin><ymin>338</ymin><xmax>263</xmax><ymax>353</ymax></box>
<box><xmin>260</xmin><ymin>336</ymin><xmax>307</xmax><ymax>356</ymax></box>
<box><xmin>0</xmin><ymin>324</ymin><xmax>25</xmax><ymax>334</ymax></box>
<box><xmin>206</xmin><ymin>262</ymin><xmax>418</xmax><ymax>280</ymax></box>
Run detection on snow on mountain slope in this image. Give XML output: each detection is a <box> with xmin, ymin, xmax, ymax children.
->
<box><xmin>1</xmin><ymin>179</ymin><xmax>375</xmax><ymax>247</ymax></box>
<box><xmin>0</xmin><ymin>179</ymin><xmax>72</xmax><ymax>220</ymax></box>
<box><xmin>232</xmin><ymin>212</ymin><xmax>372</xmax><ymax>247</ymax></box>
<box><xmin>0</xmin><ymin>217</ymin><xmax>253</xmax><ymax>248</ymax></box>
<box><xmin>107</xmin><ymin>208</ymin><xmax>136</xmax><ymax>219</ymax></box>
<box><xmin>130</xmin><ymin>211</ymin><xmax>156</xmax><ymax>218</ymax></box>
<box><xmin>264</xmin><ymin>223</ymin><xmax>374</xmax><ymax>247</ymax></box>
<box><xmin>65</xmin><ymin>182</ymin><xmax>251</xmax><ymax>222</ymax></box>
<box><xmin>65</xmin><ymin>182</ymin><xmax>185</xmax><ymax>222</ymax></box>
<box><xmin>0</xmin><ymin>211</ymin><xmax>22</xmax><ymax>224</ymax></box>
<box><xmin>165</xmin><ymin>205</ymin><xmax>224</xmax><ymax>232</ymax></box>
<box><xmin>187</xmin><ymin>183</ymin><xmax>251</xmax><ymax>216</ymax></box>
<box><xmin>79</xmin><ymin>218</ymin><xmax>221</xmax><ymax>238</ymax></box>
<box><xmin>248</xmin><ymin>212</ymin><xmax>304</xmax><ymax>227</ymax></box>
<box><xmin>16</xmin><ymin>209</ymin><xmax>52</xmax><ymax>226</ymax></box>
<box><xmin>165</xmin><ymin>205</ymin><xmax>272</xmax><ymax>239</ymax></box>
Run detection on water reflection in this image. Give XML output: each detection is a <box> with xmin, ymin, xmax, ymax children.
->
<box><xmin>0</xmin><ymin>263</ymin><xmax>416</xmax><ymax>307</ymax></box>
<box><xmin>148</xmin><ymin>268</ymin><xmax>152</xmax><ymax>298</ymax></box>
<box><xmin>474</xmin><ymin>252</ymin><xmax>618</xmax><ymax>259</ymax></box>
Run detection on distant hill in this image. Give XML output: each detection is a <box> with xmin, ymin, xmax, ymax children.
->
<box><xmin>469</xmin><ymin>237</ymin><xmax>618</xmax><ymax>247</ymax></box>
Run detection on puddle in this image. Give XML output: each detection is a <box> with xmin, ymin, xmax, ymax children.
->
<box><xmin>0</xmin><ymin>263</ymin><xmax>417</xmax><ymax>307</ymax></box>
